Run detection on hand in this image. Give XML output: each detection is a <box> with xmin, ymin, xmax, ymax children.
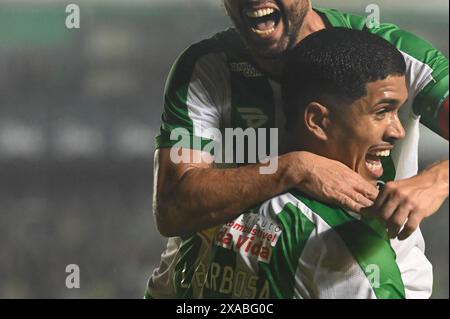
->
<box><xmin>294</xmin><ymin>152</ymin><xmax>379</xmax><ymax>213</ymax></box>
<box><xmin>362</xmin><ymin>160</ymin><xmax>449</xmax><ymax>240</ymax></box>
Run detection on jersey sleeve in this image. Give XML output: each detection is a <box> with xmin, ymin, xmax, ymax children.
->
<box><xmin>155</xmin><ymin>42</ymin><xmax>229</xmax><ymax>153</ymax></box>
<box><xmin>368</xmin><ymin>24</ymin><xmax>449</xmax><ymax>140</ymax></box>
<box><xmin>415</xmin><ymin>71</ymin><xmax>449</xmax><ymax>140</ymax></box>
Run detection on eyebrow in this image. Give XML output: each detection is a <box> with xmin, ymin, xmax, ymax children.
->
<box><xmin>375</xmin><ymin>98</ymin><xmax>409</xmax><ymax>106</ymax></box>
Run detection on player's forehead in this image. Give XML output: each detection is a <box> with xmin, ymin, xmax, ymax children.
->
<box><xmin>365</xmin><ymin>76</ymin><xmax>408</xmax><ymax>105</ymax></box>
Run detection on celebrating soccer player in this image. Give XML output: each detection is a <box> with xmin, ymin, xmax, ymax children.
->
<box><xmin>148</xmin><ymin>0</ymin><xmax>448</xmax><ymax>299</ymax></box>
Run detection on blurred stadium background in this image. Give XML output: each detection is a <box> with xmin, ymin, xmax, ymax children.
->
<box><xmin>0</xmin><ymin>0</ymin><xmax>448</xmax><ymax>298</ymax></box>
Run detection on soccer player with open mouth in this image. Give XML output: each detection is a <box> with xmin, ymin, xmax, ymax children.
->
<box><xmin>148</xmin><ymin>0</ymin><xmax>449</xmax><ymax>299</ymax></box>
<box><xmin>146</xmin><ymin>28</ymin><xmax>434</xmax><ymax>299</ymax></box>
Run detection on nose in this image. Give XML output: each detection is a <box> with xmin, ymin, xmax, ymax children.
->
<box><xmin>385</xmin><ymin>114</ymin><xmax>406</xmax><ymax>141</ymax></box>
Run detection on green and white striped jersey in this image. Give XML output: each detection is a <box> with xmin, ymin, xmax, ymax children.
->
<box><xmin>147</xmin><ymin>191</ymin><xmax>432</xmax><ymax>299</ymax></box>
<box><xmin>150</xmin><ymin>7</ymin><xmax>446</xmax><ymax>299</ymax></box>
<box><xmin>156</xmin><ymin>7</ymin><xmax>449</xmax><ymax>182</ymax></box>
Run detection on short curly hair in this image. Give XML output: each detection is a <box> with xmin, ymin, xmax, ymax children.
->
<box><xmin>282</xmin><ymin>28</ymin><xmax>406</xmax><ymax>131</ymax></box>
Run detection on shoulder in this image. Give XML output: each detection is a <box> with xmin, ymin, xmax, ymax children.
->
<box><xmin>367</xmin><ymin>24</ymin><xmax>447</xmax><ymax>73</ymax></box>
<box><xmin>165</xmin><ymin>28</ymin><xmax>247</xmax><ymax>91</ymax></box>
<box><xmin>315</xmin><ymin>7</ymin><xmax>367</xmax><ymax>29</ymax></box>
<box><xmin>171</xmin><ymin>28</ymin><xmax>246</xmax><ymax>71</ymax></box>
<box><xmin>261</xmin><ymin>191</ymin><xmax>337</xmax><ymax>222</ymax></box>
<box><xmin>316</xmin><ymin>8</ymin><xmax>448</xmax><ymax>68</ymax></box>
<box><xmin>271</xmin><ymin>190</ymin><xmax>355</xmax><ymax>228</ymax></box>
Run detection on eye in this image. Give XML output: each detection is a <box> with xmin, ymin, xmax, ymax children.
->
<box><xmin>375</xmin><ymin>108</ymin><xmax>389</xmax><ymax>119</ymax></box>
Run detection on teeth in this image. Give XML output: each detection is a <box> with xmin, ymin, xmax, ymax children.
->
<box><xmin>251</xmin><ymin>27</ymin><xmax>275</xmax><ymax>35</ymax></box>
<box><xmin>374</xmin><ymin>150</ymin><xmax>390</xmax><ymax>157</ymax></box>
<box><xmin>367</xmin><ymin>162</ymin><xmax>382</xmax><ymax>171</ymax></box>
<box><xmin>246</xmin><ymin>8</ymin><xmax>275</xmax><ymax>18</ymax></box>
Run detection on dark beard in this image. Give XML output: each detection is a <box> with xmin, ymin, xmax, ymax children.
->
<box><xmin>284</xmin><ymin>2</ymin><xmax>309</xmax><ymax>53</ymax></box>
<box><xmin>227</xmin><ymin>1</ymin><xmax>309</xmax><ymax>59</ymax></box>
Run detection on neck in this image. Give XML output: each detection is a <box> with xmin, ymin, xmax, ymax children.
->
<box><xmin>253</xmin><ymin>8</ymin><xmax>326</xmax><ymax>80</ymax></box>
<box><xmin>286</xmin><ymin>127</ymin><xmax>323</xmax><ymax>155</ymax></box>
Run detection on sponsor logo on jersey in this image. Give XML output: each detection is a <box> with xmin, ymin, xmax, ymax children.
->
<box><xmin>236</xmin><ymin>107</ymin><xmax>269</xmax><ymax>128</ymax></box>
<box><xmin>181</xmin><ymin>261</ymin><xmax>270</xmax><ymax>298</ymax></box>
<box><xmin>229</xmin><ymin>62</ymin><xmax>263</xmax><ymax>78</ymax></box>
<box><xmin>214</xmin><ymin>213</ymin><xmax>282</xmax><ymax>264</ymax></box>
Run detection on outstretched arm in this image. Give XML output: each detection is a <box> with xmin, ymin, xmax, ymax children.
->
<box><xmin>154</xmin><ymin>148</ymin><xmax>378</xmax><ymax>237</ymax></box>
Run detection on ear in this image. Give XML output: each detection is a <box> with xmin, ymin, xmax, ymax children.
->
<box><xmin>304</xmin><ymin>102</ymin><xmax>331</xmax><ymax>141</ymax></box>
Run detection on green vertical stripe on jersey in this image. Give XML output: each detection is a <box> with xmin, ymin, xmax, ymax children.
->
<box><xmin>158</xmin><ymin>47</ymin><xmax>195</xmax><ymax>148</ymax></box>
<box><xmin>228</xmin><ymin>59</ymin><xmax>276</xmax><ymax>164</ymax></box>
<box><xmin>156</xmin><ymin>40</ymin><xmax>218</xmax><ymax>151</ymax></box>
<box><xmin>258</xmin><ymin>203</ymin><xmax>315</xmax><ymax>298</ymax></box>
<box><xmin>292</xmin><ymin>192</ymin><xmax>406</xmax><ymax>299</ymax></box>
<box><xmin>229</xmin><ymin>63</ymin><xmax>276</xmax><ymax>129</ymax></box>
<box><xmin>335</xmin><ymin>220</ymin><xmax>405</xmax><ymax>299</ymax></box>
<box><xmin>202</xmin><ymin>246</ymin><xmax>237</xmax><ymax>299</ymax></box>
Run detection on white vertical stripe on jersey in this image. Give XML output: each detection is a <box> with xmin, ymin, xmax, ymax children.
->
<box><xmin>186</xmin><ymin>53</ymin><xmax>231</xmax><ymax>143</ymax></box>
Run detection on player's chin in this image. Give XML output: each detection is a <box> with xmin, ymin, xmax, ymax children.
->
<box><xmin>247</xmin><ymin>38</ymin><xmax>290</xmax><ymax>59</ymax></box>
<box><xmin>238</xmin><ymin>22</ymin><xmax>289</xmax><ymax>58</ymax></box>
<box><xmin>249</xmin><ymin>46</ymin><xmax>283</xmax><ymax>59</ymax></box>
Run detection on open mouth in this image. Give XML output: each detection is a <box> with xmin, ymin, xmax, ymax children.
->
<box><xmin>365</xmin><ymin>148</ymin><xmax>391</xmax><ymax>179</ymax></box>
<box><xmin>243</xmin><ymin>6</ymin><xmax>282</xmax><ymax>38</ymax></box>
